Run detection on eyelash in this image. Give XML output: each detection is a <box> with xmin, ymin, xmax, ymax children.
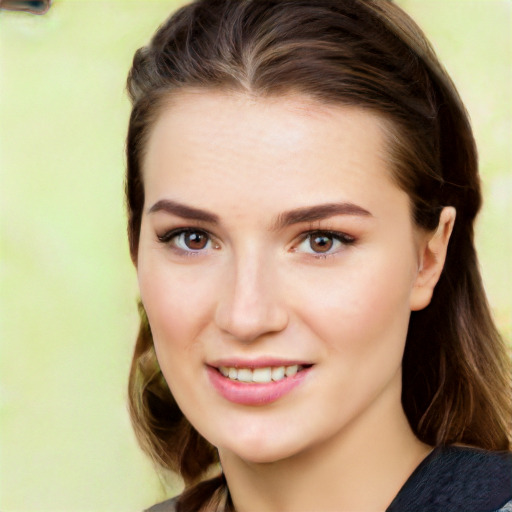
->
<box><xmin>157</xmin><ymin>228</ymin><xmax>218</xmax><ymax>256</ymax></box>
<box><xmin>293</xmin><ymin>230</ymin><xmax>356</xmax><ymax>259</ymax></box>
<box><xmin>156</xmin><ymin>228</ymin><xmax>356</xmax><ymax>257</ymax></box>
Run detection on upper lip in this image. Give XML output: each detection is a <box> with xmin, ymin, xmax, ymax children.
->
<box><xmin>208</xmin><ymin>357</ymin><xmax>313</xmax><ymax>369</ymax></box>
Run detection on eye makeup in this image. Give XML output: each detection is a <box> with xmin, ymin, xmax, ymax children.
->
<box><xmin>157</xmin><ymin>227</ymin><xmax>219</xmax><ymax>255</ymax></box>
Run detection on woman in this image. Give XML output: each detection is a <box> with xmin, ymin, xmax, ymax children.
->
<box><xmin>125</xmin><ymin>1</ymin><xmax>512</xmax><ymax>511</ymax></box>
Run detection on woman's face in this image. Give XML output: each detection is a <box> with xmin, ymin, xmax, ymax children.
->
<box><xmin>137</xmin><ymin>91</ymin><xmax>428</xmax><ymax>464</ymax></box>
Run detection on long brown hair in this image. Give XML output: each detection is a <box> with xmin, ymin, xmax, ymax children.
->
<box><xmin>125</xmin><ymin>0</ymin><xmax>511</xmax><ymax>509</ymax></box>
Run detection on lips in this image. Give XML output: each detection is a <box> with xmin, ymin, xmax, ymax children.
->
<box><xmin>218</xmin><ymin>364</ymin><xmax>304</xmax><ymax>383</ymax></box>
<box><xmin>207</xmin><ymin>360</ymin><xmax>312</xmax><ymax>405</ymax></box>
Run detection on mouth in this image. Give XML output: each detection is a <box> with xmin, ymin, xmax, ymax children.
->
<box><xmin>216</xmin><ymin>364</ymin><xmax>310</xmax><ymax>383</ymax></box>
<box><xmin>206</xmin><ymin>361</ymin><xmax>313</xmax><ymax>405</ymax></box>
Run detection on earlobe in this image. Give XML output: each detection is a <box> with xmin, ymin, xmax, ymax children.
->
<box><xmin>410</xmin><ymin>207</ymin><xmax>456</xmax><ymax>311</ymax></box>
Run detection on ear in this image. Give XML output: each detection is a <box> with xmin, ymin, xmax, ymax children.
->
<box><xmin>410</xmin><ymin>207</ymin><xmax>456</xmax><ymax>311</ymax></box>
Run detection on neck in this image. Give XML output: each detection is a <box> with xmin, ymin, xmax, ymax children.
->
<box><xmin>219</xmin><ymin>376</ymin><xmax>431</xmax><ymax>512</ymax></box>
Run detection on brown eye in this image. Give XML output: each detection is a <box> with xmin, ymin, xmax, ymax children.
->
<box><xmin>310</xmin><ymin>234</ymin><xmax>334</xmax><ymax>253</ymax></box>
<box><xmin>293</xmin><ymin>230</ymin><xmax>355</xmax><ymax>256</ymax></box>
<box><xmin>158</xmin><ymin>229</ymin><xmax>214</xmax><ymax>252</ymax></box>
<box><xmin>184</xmin><ymin>231</ymin><xmax>209</xmax><ymax>250</ymax></box>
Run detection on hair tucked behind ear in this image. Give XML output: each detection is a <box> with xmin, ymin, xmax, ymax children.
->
<box><xmin>126</xmin><ymin>0</ymin><xmax>511</xmax><ymax>509</ymax></box>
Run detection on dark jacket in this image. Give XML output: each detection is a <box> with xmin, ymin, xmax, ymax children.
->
<box><xmin>146</xmin><ymin>445</ymin><xmax>512</xmax><ymax>512</ymax></box>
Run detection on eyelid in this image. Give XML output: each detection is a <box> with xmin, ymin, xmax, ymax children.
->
<box><xmin>157</xmin><ymin>227</ymin><xmax>219</xmax><ymax>254</ymax></box>
<box><xmin>292</xmin><ymin>230</ymin><xmax>356</xmax><ymax>257</ymax></box>
<box><xmin>156</xmin><ymin>227</ymin><xmax>355</xmax><ymax>257</ymax></box>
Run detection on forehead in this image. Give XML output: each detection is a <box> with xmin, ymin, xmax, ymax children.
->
<box><xmin>142</xmin><ymin>90</ymin><xmax>408</xmax><ymax>221</ymax></box>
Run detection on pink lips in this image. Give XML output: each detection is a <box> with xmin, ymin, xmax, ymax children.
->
<box><xmin>206</xmin><ymin>361</ymin><xmax>312</xmax><ymax>406</ymax></box>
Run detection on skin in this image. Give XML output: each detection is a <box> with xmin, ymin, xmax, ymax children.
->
<box><xmin>137</xmin><ymin>90</ymin><xmax>455</xmax><ymax>512</ymax></box>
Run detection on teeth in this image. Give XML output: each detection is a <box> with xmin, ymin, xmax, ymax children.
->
<box><xmin>271</xmin><ymin>366</ymin><xmax>285</xmax><ymax>381</ymax></box>
<box><xmin>285</xmin><ymin>365</ymin><xmax>298</xmax><ymax>377</ymax></box>
<box><xmin>252</xmin><ymin>367</ymin><xmax>272</xmax><ymax>383</ymax></box>
<box><xmin>237</xmin><ymin>368</ymin><xmax>253</xmax><ymax>382</ymax></box>
<box><xmin>218</xmin><ymin>364</ymin><xmax>304</xmax><ymax>383</ymax></box>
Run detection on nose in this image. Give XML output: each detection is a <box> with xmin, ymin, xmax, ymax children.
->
<box><xmin>214</xmin><ymin>251</ymin><xmax>289</xmax><ymax>343</ymax></box>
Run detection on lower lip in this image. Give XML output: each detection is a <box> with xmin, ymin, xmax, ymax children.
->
<box><xmin>206</xmin><ymin>366</ymin><xmax>311</xmax><ymax>406</ymax></box>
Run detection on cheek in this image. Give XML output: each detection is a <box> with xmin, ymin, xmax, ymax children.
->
<box><xmin>137</xmin><ymin>261</ymin><xmax>217</xmax><ymax>410</ymax></box>
<box><xmin>137</xmin><ymin>257</ymin><xmax>216</xmax><ymax>356</ymax></box>
<box><xmin>292</xmin><ymin>248</ymin><xmax>416</xmax><ymax>354</ymax></box>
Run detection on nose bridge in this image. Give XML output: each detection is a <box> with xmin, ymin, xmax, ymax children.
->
<box><xmin>215</xmin><ymin>245</ymin><xmax>288</xmax><ymax>342</ymax></box>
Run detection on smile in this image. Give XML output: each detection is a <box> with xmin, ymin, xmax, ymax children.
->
<box><xmin>207</xmin><ymin>363</ymin><xmax>312</xmax><ymax>406</ymax></box>
<box><xmin>218</xmin><ymin>365</ymin><xmax>304</xmax><ymax>383</ymax></box>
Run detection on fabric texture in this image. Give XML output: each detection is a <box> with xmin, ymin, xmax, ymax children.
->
<box><xmin>145</xmin><ymin>445</ymin><xmax>512</xmax><ymax>512</ymax></box>
<box><xmin>145</xmin><ymin>497</ymin><xmax>178</xmax><ymax>512</ymax></box>
<box><xmin>144</xmin><ymin>496</ymin><xmax>179</xmax><ymax>512</ymax></box>
<box><xmin>386</xmin><ymin>445</ymin><xmax>512</xmax><ymax>512</ymax></box>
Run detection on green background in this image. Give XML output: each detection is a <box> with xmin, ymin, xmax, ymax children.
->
<box><xmin>1</xmin><ymin>1</ymin><xmax>510</xmax><ymax>510</ymax></box>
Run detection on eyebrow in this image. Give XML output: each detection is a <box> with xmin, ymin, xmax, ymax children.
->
<box><xmin>148</xmin><ymin>199</ymin><xmax>220</xmax><ymax>224</ymax></box>
<box><xmin>272</xmin><ymin>202</ymin><xmax>372</xmax><ymax>230</ymax></box>
<box><xmin>148</xmin><ymin>199</ymin><xmax>372</xmax><ymax>228</ymax></box>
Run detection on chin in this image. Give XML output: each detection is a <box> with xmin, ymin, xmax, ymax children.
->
<box><xmin>218</xmin><ymin>433</ymin><xmax>306</xmax><ymax>465</ymax></box>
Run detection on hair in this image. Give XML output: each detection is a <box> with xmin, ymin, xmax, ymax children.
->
<box><xmin>125</xmin><ymin>0</ymin><xmax>511</xmax><ymax>509</ymax></box>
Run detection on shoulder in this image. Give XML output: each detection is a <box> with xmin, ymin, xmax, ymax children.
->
<box><xmin>387</xmin><ymin>445</ymin><xmax>512</xmax><ymax>512</ymax></box>
<box><xmin>144</xmin><ymin>496</ymin><xmax>178</xmax><ymax>512</ymax></box>
<box><xmin>144</xmin><ymin>477</ymin><xmax>228</xmax><ymax>512</ymax></box>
